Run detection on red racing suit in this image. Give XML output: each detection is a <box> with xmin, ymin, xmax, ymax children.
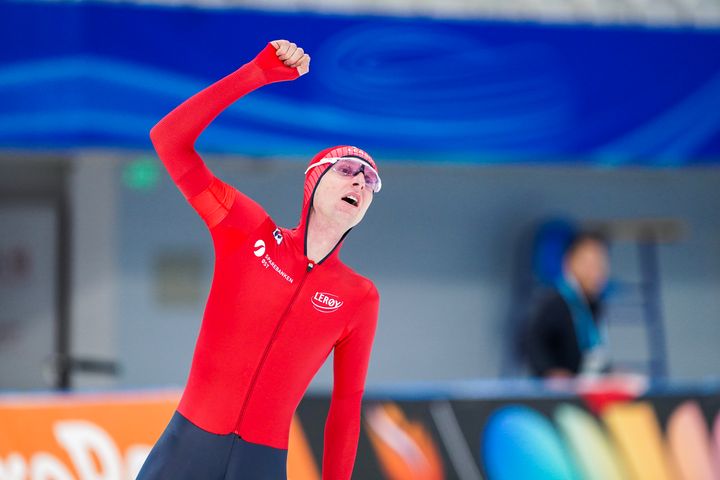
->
<box><xmin>149</xmin><ymin>44</ymin><xmax>380</xmax><ymax>479</ymax></box>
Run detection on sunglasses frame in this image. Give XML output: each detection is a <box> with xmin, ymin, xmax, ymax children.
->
<box><xmin>304</xmin><ymin>157</ymin><xmax>382</xmax><ymax>193</ymax></box>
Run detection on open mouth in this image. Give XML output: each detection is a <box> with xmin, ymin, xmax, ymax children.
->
<box><xmin>341</xmin><ymin>194</ymin><xmax>359</xmax><ymax>207</ymax></box>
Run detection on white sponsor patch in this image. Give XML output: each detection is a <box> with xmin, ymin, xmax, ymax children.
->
<box><xmin>311</xmin><ymin>292</ymin><xmax>344</xmax><ymax>313</ymax></box>
<box><xmin>253</xmin><ymin>239</ymin><xmax>266</xmax><ymax>257</ymax></box>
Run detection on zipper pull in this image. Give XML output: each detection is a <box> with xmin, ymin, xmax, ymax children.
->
<box><xmin>307</xmin><ymin>261</ymin><xmax>315</xmax><ymax>272</ymax></box>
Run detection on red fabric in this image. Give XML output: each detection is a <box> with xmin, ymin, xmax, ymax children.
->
<box><xmin>303</xmin><ymin>146</ymin><xmax>376</xmax><ymax>207</ymax></box>
<box><xmin>149</xmin><ymin>44</ymin><xmax>379</xmax><ymax>480</ymax></box>
<box><xmin>577</xmin><ymin>376</ymin><xmax>644</xmax><ymax>414</ymax></box>
<box><xmin>580</xmin><ymin>389</ymin><xmax>636</xmax><ymax>415</ymax></box>
<box><xmin>188</xmin><ymin>177</ymin><xmax>237</xmax><ymax>228</ymax></box>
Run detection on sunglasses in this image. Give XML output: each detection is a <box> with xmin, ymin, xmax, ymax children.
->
<box><xmin>304</xmin><ymin>157</ymin><xmax>382</xmax><ymax>193</ymax></box>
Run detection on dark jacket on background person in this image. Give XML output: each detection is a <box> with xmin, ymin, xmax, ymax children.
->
<box><xmin>524</xmin><ymin>289</ymin><xmax>603</xmax><ymax>377</ymax></box>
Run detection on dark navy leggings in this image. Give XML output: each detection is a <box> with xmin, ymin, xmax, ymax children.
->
<box><xmin>136</xmin><ymin>411</ymin><xmax>288</xmax><ymax>480</ymax></box>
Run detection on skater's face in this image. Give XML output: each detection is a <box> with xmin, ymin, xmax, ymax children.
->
<box><xmin>312</xmin><ymin>166</ymin><xmax>374</xmax><ymax>229</ymax></box>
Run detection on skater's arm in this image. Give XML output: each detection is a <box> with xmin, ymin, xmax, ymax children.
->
<box><xmin>323</xmin><ymin>285</ymin><xmax>379</xmax><ymax>480</ymax></box>
<box><xmin>149</xmin><ymin>40</ymin><xmax>309</xmax><ymax>228</ymax></box>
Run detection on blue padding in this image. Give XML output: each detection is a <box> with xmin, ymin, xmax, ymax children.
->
<box><xmin>1</xmin><ymin>1</ymin><xmax>720</xmax><ymax>163</ymax></box>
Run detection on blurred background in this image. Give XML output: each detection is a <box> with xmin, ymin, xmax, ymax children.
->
<box><xmin>1</xmin><ymin>0</ymin><xmax>719</xmax><ymax>479</ymax></box>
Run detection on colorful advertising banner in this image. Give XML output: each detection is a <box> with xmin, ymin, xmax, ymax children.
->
<box><xmin>1</xmin><ymin>383</ymin><xmax>719</xmax><ymax>479</ymax></box>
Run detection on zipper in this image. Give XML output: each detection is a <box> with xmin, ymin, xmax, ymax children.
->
<box><xmin>234</xmin><ymin>260</ymin><xmax>315</xmax><ymax>434</ymax></box>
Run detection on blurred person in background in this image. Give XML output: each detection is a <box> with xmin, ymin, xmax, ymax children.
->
<box><xmin>524</xmin><ymin>231</ymin><xmax>611</xmax><ymax>379</ymax></box>
<box><xmin>137</xmin><ymin>40</ymin><xmax>380</xmax><ymax>480</ymax></box>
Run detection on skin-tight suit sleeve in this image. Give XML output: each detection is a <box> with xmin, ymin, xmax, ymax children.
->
<box><xmin>322</xmin><ymin>285</ymin><xmax>380</xmax><ymax>480</ymax></box>
<box><xmin>149</xmin><ymin>43</ymin><xmax>299</xmax><ymax>230</ymax></box>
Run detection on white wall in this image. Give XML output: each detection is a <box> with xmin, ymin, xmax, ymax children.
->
<box><xmin>108</xmin><ymin>0</ymin><xmax>720</xmax><ymax>27</ymax></box>
<box><xmin>4</xmin><ymin>153</ymin><xmax>713</xmax><ymax>391</ymax></box>
<box><xmin>69</xmin><ymin>153</ymin><xmax>119</xmax><ymax>388</ymax></box>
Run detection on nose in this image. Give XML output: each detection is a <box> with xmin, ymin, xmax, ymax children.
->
<box><xmin>352</xmin><ymin>171</ymin><xmax>365</xmax><ymax>190</ymax></box>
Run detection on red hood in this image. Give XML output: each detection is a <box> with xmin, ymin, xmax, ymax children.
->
<box><xmin>292</xmin><ymin>145</ymin><xmax>377</xmax><ymax>264</ymax></box>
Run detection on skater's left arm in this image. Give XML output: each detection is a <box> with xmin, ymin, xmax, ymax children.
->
<box><xmin>322</xmin><ymin>284</ymin><xmax>379</xmax><ymax>480</ymax></box>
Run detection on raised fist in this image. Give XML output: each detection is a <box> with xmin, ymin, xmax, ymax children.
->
<box><xmin>270</xmin><ymin>40</ymin><xmax>310</xmax><ymax>76</ymax></box>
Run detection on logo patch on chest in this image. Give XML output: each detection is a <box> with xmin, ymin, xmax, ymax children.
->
<box><xmin>253</xmin><ymin>238</ymin><xmax>294</xmax><ymax>284</ymax></box>
<box><xmin>311</xmin><ymin>292</ymin><xmax>344</xmax><ymax>313</ymax></box>
<box><xmin>273</xmin><ymin>228</ymin><xmax>283</xmax><ymax>245</ymax></box>
<box><xmin>253</xmin><ymin>239</ymin><xmax>266</xmax><ymax>257</ymax></box>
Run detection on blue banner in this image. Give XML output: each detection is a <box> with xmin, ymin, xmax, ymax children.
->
<box><xmin>1</xmin><ymin>1</ymin><xmax>719</xmax><ymax>164</ymax></box>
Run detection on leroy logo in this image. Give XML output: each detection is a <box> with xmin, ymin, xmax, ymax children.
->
<box><xmin>312</xmin><ymin>292</ymin><xmax>344</xmax><ymax>313</ymax></box>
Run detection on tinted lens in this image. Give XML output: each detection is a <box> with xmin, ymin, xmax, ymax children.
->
<box><xmin>332</xmin><ymin>159</ymin><xmax>381</xmax><ymax>193</ymax></box>
<box><xmin>332</xmin><ymin>160</ymin><xmax>358</xmax><ymax>177</ymax></box>
<box><xmin>362</xmin><ymin>171</ymin><xmax>381</xmax><ymax>192</ymax></box>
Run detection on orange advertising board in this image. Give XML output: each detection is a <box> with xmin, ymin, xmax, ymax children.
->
<box><xmin>0</xmin><ymin>391</ymin><xmax>178</xmax><ymax>479</ymax></box>
<box><xmin>0</xmin><ymin>390</ymin><xmax>321</xmax><ymax>480</ymax></box>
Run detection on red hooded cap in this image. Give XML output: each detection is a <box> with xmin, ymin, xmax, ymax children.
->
<box><xmin>295</xmin><ymin>145</ymin><xmax>377</xmax><ymax>263</ymax></box>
